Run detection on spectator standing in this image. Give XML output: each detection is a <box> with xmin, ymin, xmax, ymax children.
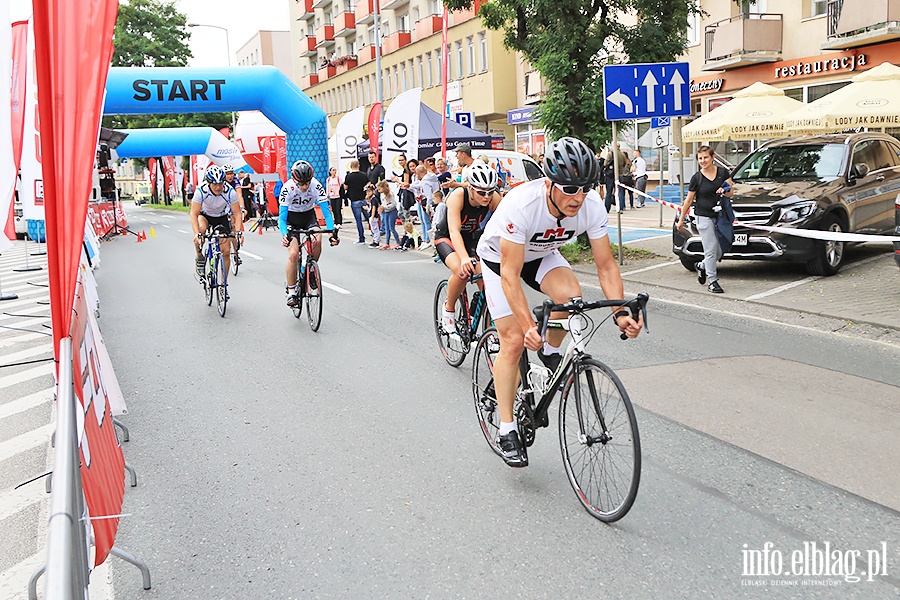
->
<box><xmin>376</xmin><ymin>180</ymin><xmax>401</xmax><ymax>249</ymax></box>
<box><xmin>446</xmin><ymin>143</ymin><xmax>475</xmax><ymax>189</ymax></box>
<box><xmin>343</xmin><ymin>160</ymin><xmax>370</xmax><ymax>244</ymax></box>
<box><xmin>631</xmin><ymin>150</ymin><xmax>648</xmax><ymax>207</ymax></box>
<box><xmin>325</xmin><ymin>166</ymin><xmax>343</xmax><ymax>227</ymax></box>
<box><xmin>410</xmin><ymin>164</ymin><xmax>438</xmax><ymax>247</ymax></box>
<box><xmin>436</xmin><ymin>157</ymin><xmax>453</xmax><ymax>197</ymax></box>
<box><xmin>603</xmin><ymin>145</ymin><xmax>631</xmax><ymax>213</ymax></box>
<box><xmin>239</xmin><ymin>170</ymin><xmax>256</xmax><ymax>219</ymax></box>
<box><xmin>365</xmin><ymin>183</ymin><xmax>381</xmax><ymax>247</ymax></box>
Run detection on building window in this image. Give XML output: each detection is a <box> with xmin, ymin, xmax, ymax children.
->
<box><xmin>466</xmin><ymin>36</ymin><xmax>475</xmax><ymax>76</ymax></box>
<box><xmin>428</xmin><ymin>0</ymin><xmax>440</xmax><ymax>15</ymax></box>
<box><xmin>478</xmin><ymin>32</ymin><xmax>487</xmax><ymax>72</ymax></box>
<box><xmin>686</xmin><ymin>2</ymin><xmax>700</xmax><ymax>46</ymax></box>
<box><xmin>398</xmin><ymin>13</ymin><xmax>409</xmax><ymax>32</ymax></box>
<box><xmin>810</xmin><ymin>0</ymin><xmax>827</xmax><ymax>17</ymax></box>
<box><xmin>437</xmin><ymin>48</ymin><xmax>443</xmax><ymax>82</ymax></box>
<box><xmin>447</xmin><ymin>45</ymin><xmax>453</xmax><ymax>80</ymax></box>
<box><xmin>426</xmin><ymin>52</ymin><xmax>433</xmax><ymax>87</ymax></box>
<box><xmin>401</xmin><ymin>62</ymin><xmax>408</xmax><ymax>91</ymax></box>
<box><xmin>384</xmin><ymin>69</ymin><xmax>391</xmax><ymax>97</ymax></box>
<box><xmin>368</xmin><ymin>26</ymin><xmax>375</xmax><ymax>45</ymax></box>
<box><xmin>808</xmin><ymin>80</ymin><xmax>850</xmax><ymax>103</ymax></box>
<box><xmin>393</xmin><ymin>65</ymin><xmax>399</xmax><ymax>94</ymax></box>
<box><xmin>348</xmin><ymin>40</ymin><xmax>356</xmax><ymax>55</ymax></box>
<box><xmin>417</xmin><ymin>56</ymin><xmax>424</xmax><ymax>89</ymax></box>
<box><xmin>455</xmin><ymin>41</ymin><xmax>463</xmax><ymax>80</ymax></box>
<box><xmin>783</xmin><ymin>87</ymin><xmax>803</xmax><ymax>102</ymax></box>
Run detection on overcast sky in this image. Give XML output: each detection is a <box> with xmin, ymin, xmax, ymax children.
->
<box><xmin>175</xmin><ymin>0</ymin><xmax>290</xmax><ymax>68</ymax></box>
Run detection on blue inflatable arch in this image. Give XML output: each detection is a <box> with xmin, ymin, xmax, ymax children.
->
<box><xmin>103</xmin><ymin>66</ymin><xmax>327</xmax><ymax>179</ymax></box>
<box><xmin>114</xmin><ymin>127</ymin><xmax>249</xmax><ymax>170</ymax></box>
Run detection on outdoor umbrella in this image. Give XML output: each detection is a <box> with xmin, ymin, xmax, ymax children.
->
<box><xmin>682</xmin><ymin>81</ymin><xmax>804</xmax><ymax>142</ymax></box>
<box><xmin>785</xmin><ymin>62</ymin><xmax>900</xmax><ymax>134</ymax></box>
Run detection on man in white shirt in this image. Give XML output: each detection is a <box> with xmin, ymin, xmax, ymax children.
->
<box><xmin>631</xmin><ymin>150</ymin><xmax>648</xmax><ymax>208</ymax></box>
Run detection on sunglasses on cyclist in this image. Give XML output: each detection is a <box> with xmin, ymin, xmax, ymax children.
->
<box><xmin>472</xmin><ymin>187</ymin><xmax>495</xmax><ymax>197</ymax></box>
<box><xmin>554</xmin><ymin>183</ymin><xmax>592</xmax><ymax>195</ymax></box>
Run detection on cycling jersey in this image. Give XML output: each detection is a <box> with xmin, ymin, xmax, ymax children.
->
<box><xmin>434</xmin><ymin>189</ymin><xmax>491</xmax><ymax>241</ymax></box>
<box><xmin>476</xmin><ymin>178</ymin><xmax>608</xmax><ymax>263</ymax></box>
<box><xmin>279</xmin><ymin>177</ymin><xmax>326</xmax><ymax>213</ymax></box>
<box><xmin>192</xmin><ymin>183</ymin><xmax>238</xmax><ymax>217</ymax></box>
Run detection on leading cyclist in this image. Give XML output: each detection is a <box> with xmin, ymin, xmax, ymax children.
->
<box><xmin>279</xmin><ymin>160</ymin><xmax>340</xmax><ymax>307</ymax></box>
<box><xmin>435</xmin><ymin>161</ymin><xmax>502</xmax><ymax>336</ymax></box>
<box><xmin>191</xmin><ymin>164</ymin><xmax>244</xmax><ymax>278</ymax></box>
<box><xmin>475</xmin><ymin>137</ymin><xmax>643</xmax><ymax>468</ymax></box>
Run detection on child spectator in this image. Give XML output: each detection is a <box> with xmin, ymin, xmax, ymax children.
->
<box><xmin>430</xmin><ymin>189</ymin><xmax>446</xmax><ymax>262</ymax></box>
<box><xmin>397</xmin><ymin>220</ymin><xmax>422</xmax><ymax>251</ymax></box>
<box><xmin>376</xmin><ymin>180</ymin><xmax>401</xmax><ymax>249</ymax></box>
<box><xmin>365</xmin><ymin>183</ymin><xmax>381</xmax><ymax>247</ymax></box>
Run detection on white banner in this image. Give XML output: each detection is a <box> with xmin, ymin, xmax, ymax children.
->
<box><xmin>205</xmin><ymin>130</ymin><xmax>247</xmax><ymax>170</ymax></box>
<box><xmin>335</xmin><ymin>106</ymin><xmax>366</xmax><ymax>175</ymax></box>
<box><xmin>83</xmin><ymin>215</ymin><xmax>101</xmax><ymax>267</ymax></box>
<box><xmin>382</xmin><ymin>88</ymin><xmax>422</xmax><ymax>181</ymax></box>
<box><xmin>19</xmin><ymin>19</ymin><xmax>42</xmax><ymax>221</ymax></box>
<box><xmin>0</xmin><ymin>4</ymin><xmax>14</xmax><ymax>252</ymax></box>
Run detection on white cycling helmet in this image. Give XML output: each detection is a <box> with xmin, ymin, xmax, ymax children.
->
<box><xmin>222</xmin><ymin>163</ymin><xmax>234</xmax><ymax>173</ymax></box>
<box><xmin>466</xmin><ymin>161</ymin><xmax>498</xmax><ymax>190</ymax></box>
<box><xmin>205</xmin><ymin>165</ymin><xmax>225</xmax><ymax>184</ymax></box>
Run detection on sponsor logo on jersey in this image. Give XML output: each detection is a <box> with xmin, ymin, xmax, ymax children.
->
<box><xmin>530</xmin><ymin>227</ymin><xmax>575</xmax><ymax>243</ymax></box>
<box><xmin>506</xmin><ymin>222</ymin><xmax>517</xmax><ymax>235</ymax></box>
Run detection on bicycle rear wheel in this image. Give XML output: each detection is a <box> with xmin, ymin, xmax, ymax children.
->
<box><xmin>558</xmin><ymin>357</ymin><xmax>641</xmax><ymax>522</ymax></box>
<box><xmin>433</xmin><ymin>280</ymin><xmax>467</xmax><ymax>367</ymax></box>
<box><xmin>205</xmin><ymin>256</ymin><xmax>214</xmax><ymax>306</ymax></box>
<box><xmin>291</xmin><ymin>260</ymin><xmax>303</xmax><ymax>319</ymax></box>
<box><xmin>472</xmin><ymin>328</ymin><xmax>502</xmax><ymax>456</ymax></box>
<box><xmin>305</xmin><ymin>259</ymin><xmax>323</xmax><ymax>331</ymax></box>
<box><xmin>216</xmin><ymin>257</ymin><xmax>228</xmax><ymax>317</ymax></box>
<box><xmin>231</xmin><ymin>248</ymin><xmax>240</xmax><ymax>275</ymax></box>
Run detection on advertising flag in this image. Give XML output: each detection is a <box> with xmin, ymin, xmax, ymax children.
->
<box><xmin>367</xmin><ymin>102</ymin><xmax>382</xmax><ymax>161</ymax></box>
<box><xmin>0</xmin><ymin>8</ymin><xmax>15</xmax><ymax>251</ymax></box>
<box><xmin>382</xmin><ymin>89</ymin><xmax>421</xmax><ymax>180</ymax></box>
<box><xmin>19</xmin><ymin>18</ymin><xmax>42</xmax><ymax>221</ymax></box>
<box><xmin>336</xmin><ymin>106</ymin><xmax>365</xmax><ymax>174</ymax></box>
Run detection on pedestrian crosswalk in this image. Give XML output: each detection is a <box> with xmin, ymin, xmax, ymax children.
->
<box><xmin>0</xmin><ymin>241</ymin><xmax>54</xmax><ymax>599</ymax></box>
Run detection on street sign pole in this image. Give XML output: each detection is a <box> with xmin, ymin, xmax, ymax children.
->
<box><xmin>659</xmin><ymin>147</ymin><xmax>665</xmax><ymax>228</ymax></box>
<box><xmin>675</xmin><ymin>117</ymin><xmax>685</xmax><ymax>209</ymax></box>
<box><xmin>612</xmin><ymin>121</ymin><xmax>623</xmax><ymax>265</ymax></box>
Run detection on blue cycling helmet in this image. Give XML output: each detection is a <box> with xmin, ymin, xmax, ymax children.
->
<box><xmin>205</xmin><ymin>165</ymin><xmax>226</xmax><ymax>184</ymax></box>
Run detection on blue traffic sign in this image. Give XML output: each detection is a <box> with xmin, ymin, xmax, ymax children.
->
<box><xmin>603</xmin><ymin>63</ymin><xmax>690</xmax><ymax>121</ymax></box>
<box><xmin>454</xmin><ymin>111</ymin><xmax>475</xmax><ymax>129</ymax></box>
<box><xmin>651</xmin><ymin>117</ymin><xmax>670</xmax><ymax>129</ymax></box>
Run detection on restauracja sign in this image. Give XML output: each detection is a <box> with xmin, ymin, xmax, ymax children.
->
<box><xmin>774</xmin><ymin>53</ymin><xmax>867</xmax><ymax>79</ymax></box>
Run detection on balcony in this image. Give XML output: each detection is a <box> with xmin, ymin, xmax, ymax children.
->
<box><xmin>315</xmin><ymin>24</ymin><xmax>335</xmax><ymax>47</ymax></box>
<box><xmin>298</xmin><ymin>36</ymin><xmax>317</xmax><ymax>56</ymax></box>
<box><xmin>357</xmin><ymin>44</ymin><xmax>378</xmax><ymax>65</ymax></box>
<box><xmin>414</xmin><ymin>15</ymin><xmax>442</xmax><ymax>40</ymax></box>
<box><xmin>703</xmin><ymin>13</ymin><xmax>782</xmax><ymax>71</ymax></box>
<box><xmin>823</xmin><ymin>0</ymin><xmax>900</xmax><ymax>49</ymax></box>
<box><xmin>383</xmin><ymin>30</ymin><xmax>411</xmax><ymax>54</ymax></box>
<box><xmin>335</xmin><ymin>57</ymin><xmax>359</xmax><ymax>74</ymax></box>
<box><xmin>300</xmin><ymin>74</ymin><xmax>319</xmax><ymax>88</ymax></box>
<box><xmin>355</xmin><ymin>0</ymin><xmax>375</xmax><ymax>24</ymax></box>
<box><xmin>333</xmin><ymin>12</ymin><xmax>356</xmax><ymax>37</ymax></box>
<box><xmin>297</xmin><ymin>0</ymin><xmax>313</xmax><ymax>13</ymax></box>
<box><xmin>311</xmin><ymin>0</ymin><xmax>330</xmax><ymax>8</ymax></box>
<box><xmin>318</xmin><ymin>65</ymin><xmax>337</xmax><ymax>81</ymax></box>
<box><xmin>380</xmin><ymin>0</ymin><xmax>409</xmax><ymax>10</ymax></box>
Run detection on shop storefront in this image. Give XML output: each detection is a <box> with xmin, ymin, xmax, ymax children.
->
<box><xmin>508</xmin><ymin>106</ymin><xmax>545</xmax><ymax>157</ymax></box>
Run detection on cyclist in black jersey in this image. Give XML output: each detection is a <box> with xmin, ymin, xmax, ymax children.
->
<box><xmin>434</xmin><ymin>162</ymin><xmax>502</xmax><ymax>335</ymax></box>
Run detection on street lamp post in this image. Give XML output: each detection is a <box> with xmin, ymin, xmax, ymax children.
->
<box><xmin>186</xmin><ymin>22</ymin><xmax>236</xmax><ymax>134</ymax></box>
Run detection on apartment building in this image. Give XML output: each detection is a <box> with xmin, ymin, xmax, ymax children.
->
<box><xmin>289</xmin><ymin>0</ymin><xmax>520</xmax><ymax>149</ymax></box>
<box><xmin>237</xmin><ymin>30</ymin><xmax>293</xmax><ymax>79</ymax></box>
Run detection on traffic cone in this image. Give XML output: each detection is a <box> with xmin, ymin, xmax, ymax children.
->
<box><xmin>141</xmin><ymin>230</ymin><xmax>147</xmax><ymax>240</ymax></box>
<box><xmin>149</xmin><ymin>227</ymin><xmax>156</xmax><ymax>238</ymax></box>
<box><xmin>257</xmin><ymin>223</ymin><xmax>263</xmax><ymax>235</ymax></box>
<box><xmin>136</xmin><ymin>231</ymin><xmax>143</xmax><ymax>243</ymax></box>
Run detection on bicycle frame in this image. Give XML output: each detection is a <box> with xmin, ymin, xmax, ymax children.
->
<box><xmin>460</xmin><ymin>275</ymin><xmax>488</xmax><ymax>340</ymax></box>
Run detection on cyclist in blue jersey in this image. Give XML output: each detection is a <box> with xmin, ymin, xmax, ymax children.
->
<box><xmin>191</xmin><ymin>165</ymin><xmax>244</xmax><ymax>277</ymax></box>
<box><xmin>280</xmin><ymin>160</ymin><xmax>340</xmax><ymax>307</ymax></box>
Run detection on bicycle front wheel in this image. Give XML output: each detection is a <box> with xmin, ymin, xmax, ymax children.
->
<box><xmin>231</xmin><ymin>249</ymin><xmax>240</xmax><ymax>275</ymax></box>
<box><xmin>558</xmin><ymin>357</ymin><xmax>641</xmax><ymax>522</ymax></box>
<box><xmin>305</xmin><ymin>259</ymin><xmax>323</xmax><ymax>332</ymax></box>
<box><xmin>205</xmin><ymin>256</ymin><xmax>214</xmax><ymax>306</ymax></box>
<box><xmin>433</xmin><ymin>280</ymin><xmax>467</xmax><ymax>367</ymax></box>
<box><xmin>216</xmin><ymin>256</ymin><xmax>228</xmax><ymax>317</ymax></box>
<box><xmin>472</xmin><ymin>328</ymin><xmax>502</xmax><ymax>456</ymax></box>
<box><xmin>291</xmin><ymin>260</ymin><xmax>303</xmax><ymax>319</ymax></box>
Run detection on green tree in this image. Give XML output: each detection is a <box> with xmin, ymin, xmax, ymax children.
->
<box><xmin>443</xmin><ymin>0</ymin><xmax>697</xmax><ymax>150</ymax></box>
<box><xmin>103</xmin><ymin>0</ymin><xmax>232</xmax><ymax>163</ymax></box>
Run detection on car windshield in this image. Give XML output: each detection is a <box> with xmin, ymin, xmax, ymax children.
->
<box><xmin>731</xmin><ymin>144</ymin><xmax>846</xmax><ymax>182</ymax></box>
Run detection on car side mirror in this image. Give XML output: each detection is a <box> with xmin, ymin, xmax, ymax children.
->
<box><xmin>849</xmin><ymin>163</ymin><xmax>870</xmax><ymax>182</ymax></box>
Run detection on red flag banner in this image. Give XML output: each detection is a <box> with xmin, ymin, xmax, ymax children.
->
<box><xmin>161</xmin><ymin>156</ymin><xmax>176</xmax><ymax>200</ymax></box>
<box><xmin>5</xmin><ymin>21</ymin><xmax>29</xmax><ymax>241</ymax></box>
<box><xmin>148</xmin><ymin>157</ymin><xmax>157</xmax><ymax>199</ymax></box>
<box><xmin>368</xmin><ymin>103</ymin><xmax>382</xmax><ymax>161</ymax></box>
<box><xmin>32</xmin><ymin>0</ymin><xmax>120</xmax><ymax>564</ymax></box>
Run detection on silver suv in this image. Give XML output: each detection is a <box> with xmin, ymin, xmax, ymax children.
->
<box><xmin>673</xmin><ymin>133</ymin><xmax>900</xmax><ymax>275</ymax></box>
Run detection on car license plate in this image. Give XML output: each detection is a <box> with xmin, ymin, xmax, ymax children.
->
<box><xmin>733</xmin><ymin>233</ymin><xmax>748</xmax><ymax>246</ymax></box>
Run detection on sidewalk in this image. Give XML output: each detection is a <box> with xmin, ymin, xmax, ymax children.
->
<box><xmin>573</xmin><ymin>204</ymin><xmax>900</xmax><ymax>345</ymax></box>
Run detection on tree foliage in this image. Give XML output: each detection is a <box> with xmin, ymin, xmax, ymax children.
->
<box><xmin>443</xmin><ymin>0</ymin><xmax>698</xmax><ymax>150</ymax></box>
<box><xmin>103</xmin><ymin>0</ymin><xmax>232</xmax><ymax>166</ymax></box>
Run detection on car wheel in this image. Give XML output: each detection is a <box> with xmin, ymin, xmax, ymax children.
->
<box><xmin>679</xmin><ymin>255</ymin><xmax>698</xmax><ymax>271</ymax></box>
<box><xmin>805</xmin><ymin>214</ymin><xmax>844</xmax><ymax>276</ymax></box>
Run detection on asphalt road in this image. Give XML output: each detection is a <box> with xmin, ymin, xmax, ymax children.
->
<box><xmin>93</xmin><ymin>206</ymin><xmax>899</xmax><ymax>599</ymax></box>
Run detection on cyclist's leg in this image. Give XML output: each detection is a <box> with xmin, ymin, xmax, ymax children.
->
<box><xmin>286</xmin><ymin>235</ymin><xmax>301</xmax><ymax>287</ymax></box>
<box><xmin>220</xmin><ymin>238</ymin><xmax>232</xmax><ymax>278</ymax></box>
<box><xmin>535</xmin><ymin>256</ymin><xmax>581</xmax><ymax>350</ymax></box>
<box><xmin>309</xmin><ymin>233</ymin><xmax>323</xmax><ymax>261</ymax></box>
<box><xmin>196</xmin><ymin>215</ymin><xmax>209</xmax><ymax>259</ymax></box>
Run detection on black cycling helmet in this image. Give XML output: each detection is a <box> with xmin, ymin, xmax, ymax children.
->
<box><xmin>543</xmin><ymin>136</ymin><xmax>599</xmax><ymax>188</ymax></box>
<box><xmin>291</xmin><ymin>160</ymin><xmax>314</xmax><ymax>183</ymax></box>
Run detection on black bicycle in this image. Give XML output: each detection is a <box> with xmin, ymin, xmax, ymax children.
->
<box><xmin>230</xmin><ymin>231</ymin><xmax>243</xmax><ymax>275</ymax></box>
<box><xmin>472</xmin><ymin>293</ymin><xmax>649</xmax><ymax>522</ymax></box>
<box><xmin>433</xmin><ymin>263</ymin><xmax>492</xmax><ymax>367</ymax></box>
<box><xmin>286</xmin><ymin>226</ymin><xmax>333</xmax><ymax>332</ymax></box>
<box><xmin>199</xmin><ymin>227</ymin><xmax>234</xmax><ymax>318</ymax></box>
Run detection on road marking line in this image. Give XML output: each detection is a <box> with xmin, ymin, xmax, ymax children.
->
<box><xmin>0</xmin><ymin>296</ymin><xmax>51</xmax><ymax>314</ymax></box>
<box><xmin>162</xmin><ymin>224</ymin><xmax>171</xmax><ymax>228</ymax></box>
<box><xmin>0</xmin><ymin>387</ymin><xmax>53</xmax><ymax>420</ymax></box>
<box><xmin>0</xmin><ymin>482</ymin><xmax>46</xmax><ymax>522</ymax></box>
<box><xmin>383</xmin><ymin>259</ymin><xmax>434</xmax><ymax>264</ymax></box>
<box><xmin>162</xmin><ymin>215</ymin><xmax>176</xmax><ymax>219</ymax></box>
<box><xmin>0</xmin><ymin>316</ymin><xmax>51</xmax><ymax>331</ymax></box>
<box><xmin>0</xmin><ymin>331</ymin><xmax>48</xmax><ymax>347</ymax></box>
<box><xmin>177</xmin><ymin>229</ymin><xmax>190</xmax><ymax>234</ymax></box>
<box><xmin>240</xmin><ymin>250</ymin><xmax>263</xmax><ymax>260</ymax></box>
<box><xmin>2</xmin><ymin>283</ymin><xmax>48</xmax><ymax>296</ymax></box>
<box><xmin>0</xmin><ymin>364</ymin><xmax>54</xmax><ymax>391</ymax></box>
<box><xmin>0</xmin><ymin>305</ymin><xmax>49</xmax><ymax>322</ymax></box>
<box><xmin>0</xmin><ymin>549</ymin><xmax>46</xmax><ymax>598</ymax></box>
<box><xmin>621</xmin><ymin>260</ymin><xmax>681</xmax><ymax>276</ymax></box>
<box><xmin>323</xmin><ymin>282</ymin><xmax>351</xmax><ymax>295</ymax></box>
<box><xmin>0</xmin><ymin>423</ymin><xmax>53</xmax><ymax>461</ymax></box>
<box><xmin>744</xmin><ymin>253</ymin><xmax>890</xmax><ymax>301</ymax></box>
<box><xmin>0</xmin><ymin>343</ymin><xmax>53</xmax><ymax>365</ymax></box>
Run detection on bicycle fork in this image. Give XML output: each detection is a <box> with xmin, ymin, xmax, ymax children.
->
<box><xmin>573</xmin><ymin>362</ymin><xmax>612</xmax><ymax>446</ymax></box>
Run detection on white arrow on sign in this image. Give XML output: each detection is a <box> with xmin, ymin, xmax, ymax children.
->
<box><xmin>670</xmin><ymin>70</ymin><xmax>685</xmax><ymax>112</ymax></box>
<box><xmin>607</xmin><ymin>89</ymin><xmax>633</xmax><ymax>114</ymax></box>
<box><xmin>642</xmin><ymin>71</ymin><xmax>658</xmax><ymax>113</ymax></box>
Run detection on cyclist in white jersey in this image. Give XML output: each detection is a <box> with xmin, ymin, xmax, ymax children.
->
<box><xmin>191</xmin><ymin>164</ymin><xmax>243</xmax><ymax>277</ymax></box>
<box><xmin>279</xmin><ymin>160</ymin><xmax>340</xmax><ymax>307</ymax></box>
<box><xmin>476</xmin><ymin>137</ymin><xmax>643</xmax><ymax>467</ymax></box>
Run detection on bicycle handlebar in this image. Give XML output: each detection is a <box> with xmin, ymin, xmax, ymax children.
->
<box><xmin>287</xmin><ymin>227</ymin><xmax>336</xmax><ymax>236</ymax></box>
<box><xmin>532</xmin><ymin>293</ymin><xmax>650</xmax><ymax>341</ymax></box>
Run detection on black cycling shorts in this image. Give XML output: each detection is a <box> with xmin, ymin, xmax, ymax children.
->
<box><xmin>287</xmin><ymin>209</ymin><xmax>319</xmax><ymax>231</ymax></box>
<box><xmin>434</xmin><ymin>236</ymin><xmax>478</xmax><ymax>265</ymax></box>
<box><xmin>201</xmin><ymin>213</ymin><xmax>232</xmax><ymax>234</ymax></box>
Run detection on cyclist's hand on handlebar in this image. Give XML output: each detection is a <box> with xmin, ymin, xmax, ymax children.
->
<box><xmin>194</xmin><ymin>234</ymin><xmax>203</xmax><ymax>249</ymax></box>
<box><xmin>617</xmin><ymin>313</ymin><xmax>643</xmax><ymax>339</ymax></box>
<box><xmin>329</xmin><ymin>232</ymin><xmax>340</xmax><ymax>246</ymax></box>
<box><xmin>281</xmin><ymin>234</ymin><xmax>291</xmax><ymax>247</ymax></box>
<box><xmin>458</xmin><ymin>258</ymin><xmax>476</xmax><ymax>279</ymax></box>
<box><xmin>523</xmin><ymin>325</ymin><xmax>542</xmax><ymax>352</ymax></box>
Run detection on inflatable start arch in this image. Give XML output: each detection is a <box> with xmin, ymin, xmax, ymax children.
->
<box><xmin>103</xmin><ymin>66</ymin><xmax>327</xmax><ymax>178</ymax></box>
